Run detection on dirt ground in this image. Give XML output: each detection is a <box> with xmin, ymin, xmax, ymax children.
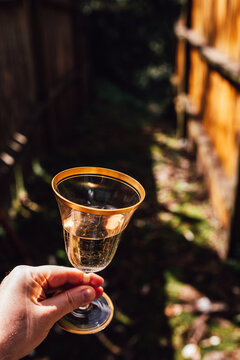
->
<box><xmin>2</xmin><ymin>100</ymin><xmax>240</xmax><ymax>360</ymax></box>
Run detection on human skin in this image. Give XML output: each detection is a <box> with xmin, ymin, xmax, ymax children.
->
<box><xmin>0</xmin><ymin>265</ymin><xmax>104</xmax><ymax>360</ymax></box>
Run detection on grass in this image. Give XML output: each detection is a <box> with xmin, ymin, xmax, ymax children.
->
<box><xmin>1</xmin><ymin>97</ymin><xmax>240</xmax><ymax>359</ymax></box>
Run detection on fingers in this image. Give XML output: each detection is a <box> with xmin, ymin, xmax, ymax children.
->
<box><xmin>0</xmin><ymin>265</ymin><xmax>105</xmax><ymax>332</ymax></box>
<box><xmin>35</xmin><ymin>265</ymin><xmax>105</xmax><ymax>323</ymax></box>
<box><xmin>95</xmin><ymin>286</ymin><xmax>104</xmax><ymax>299</ymax></box>
<box><xmin>32</xmin><ymin>265</ymin><xmax>104</xmax><ymax>292</ymax></box>
<box><xmin>41</xmin><ymin>285</ymin><xmax>104</xmax><ymax>321</ymax></box>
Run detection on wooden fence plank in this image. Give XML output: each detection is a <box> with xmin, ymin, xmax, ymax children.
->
<box><xmin>0</xmin><ymin>1</ymin><xmax>36</xmax><ymax>153</ymax></box>
<box><xmin>174</xmin><ymin>0</ymin><xmax>240</xmax><ymax>256</ymax></box>
<box><xmin>175</xmin><ymin>22</ymin><xmax>240</xmax><ymax>87</ymax></box>
<box><xmin>0</xmin><ymin>0</ymin><xmax>90</xmax><ymax>206</ymax></box>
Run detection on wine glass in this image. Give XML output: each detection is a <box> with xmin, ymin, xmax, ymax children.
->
<box><xmin>52</xmin><ymin>166</ymin><xmax>145</xmax><ymax>334</ymax></box>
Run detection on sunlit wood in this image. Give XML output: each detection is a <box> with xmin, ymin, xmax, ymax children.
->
<box><xmin>175</xmin><ymin>0</ymin><xmax>240</xmax><ymax>238</ymax></box>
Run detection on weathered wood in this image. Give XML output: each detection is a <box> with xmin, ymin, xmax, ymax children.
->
<box><xmin>175</xmin><ymin>21</ymin><xmax>206</xmax><ymax>48</ymax></box>
<box><xmin>175</xmin><ymin>22</ymin><xmax>240</xmax><ymax>87</ymax></box>
<box><xmin>174</xmin><ymin>1</ymin><xmax>240</xmax><ymax>253</ymax></box>
<box><xmin>187</xmin><ymin>119</ymin><xmax>235</xmax><ymax>233</ymax></box>
<box><xmin>228</xmin><ymin>142</ymin><xmax>240</xmax><ymax>258</ymax></box>
<box><xmin>174</xmin><ymin>0</ymin><xmax>192</xmax><ymax>138</ymax></box>
<box><xmin>0</xmin><ymin>0</ymin><xmax>90</xmax><ymax>217</ymax></box>
<box><xmin>0</xmin><ymin>1</ymin><xmax>37</xmax><ymax>153</ymax></box>
<box><xmin>0</xmin><ymin>0</ymin><xmax>89</xmax><ymax>163</ymax></box>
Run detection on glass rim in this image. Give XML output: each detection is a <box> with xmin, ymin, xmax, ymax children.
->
<box><xmin>52</xmin><ymin>166</ymin><xmax>145</xmax><ymax>215</ymax></box>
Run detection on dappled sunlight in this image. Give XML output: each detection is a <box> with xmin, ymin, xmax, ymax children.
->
<box><xmin>1</xmin><ymin>1</ymin><xmax>240</xmax><ymax>359</ymax></box>
<box><xmin>0</xmin><ymin>133</ymin><xmax>28</xmax><ymax>167</ymax></box>
<box><xmin>151</xmin><ymin>130</ymin><xmax>224</xmax><ymax>255</ymax></box>
<box><xmin>2</xmin><ymin>101</ymin><xmax>240</xmax><ymax>360</ymax></box>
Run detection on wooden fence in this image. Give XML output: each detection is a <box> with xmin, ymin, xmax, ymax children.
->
<box><xmin>0</xmin><ymin>0</ymin><xmax>90</xmax><ymax>262</ymax></box>
<box><xmin>174</xmin><ymin>0</ymin><xmax>240</xmax><ymax>257</ymax></box>
<box><xmin>0</xmin><ymin>0</ymin><xmax>89</xmax><ymax>170</ymax></box>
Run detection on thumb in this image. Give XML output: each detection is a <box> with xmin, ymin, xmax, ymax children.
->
<box><xmin>42</xmin><ymin>285</ymin><xmax>96</xmax><ymax>321</ymax></box>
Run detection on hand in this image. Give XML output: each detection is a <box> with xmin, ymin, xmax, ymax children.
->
<box><xmin>0</xmin><ymin>265</ymin><xmax>104</xmax><ymax>360</ymax></box>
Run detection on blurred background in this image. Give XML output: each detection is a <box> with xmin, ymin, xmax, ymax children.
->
<box><xmin>1</xmin><ymin>0</ymin><xmax>240</xmax><ymax>359</ymax></box>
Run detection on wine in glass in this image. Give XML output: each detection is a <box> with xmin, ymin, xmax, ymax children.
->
<box><xmin>52</xmin><ymin>166</ymin><xmax>145</xmax><ymax>334</ymax></box>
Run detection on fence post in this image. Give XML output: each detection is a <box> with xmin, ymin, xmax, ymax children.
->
<box><xmin>175</xmin><ymin>0</ymin><xmax>192</xmax><ymax>138</ymax></box>
<box><xmin>228</xmin><ymin>141</ymin><xmax>240</xmax><ymax>258</ymax></box>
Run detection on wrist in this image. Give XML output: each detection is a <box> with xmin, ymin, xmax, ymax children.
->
<box><xmin>0</xmin><ymin>337</ymin><xmax>18</xmax><ymax>360</ymax></box>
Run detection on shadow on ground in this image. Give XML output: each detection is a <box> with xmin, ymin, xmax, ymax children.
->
<box><xmin>2</xmin><ymin>99</ymin><xmax>240</xmax><ymax>360</ymax></box>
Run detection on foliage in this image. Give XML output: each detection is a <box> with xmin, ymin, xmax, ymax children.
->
<box><xmin>2</xmin><ymin>1</ymin><xmax>240</xmax><ymax>359</ymax></box>
<box><xmin>2</xmin><ymin>100</ymin><xmax>239</xmax><ymax>360</ymax></box>
<box><xmin>83</xmin><ymin>0</ymin><xmax>181</xmax><ymax>103</ymax></box>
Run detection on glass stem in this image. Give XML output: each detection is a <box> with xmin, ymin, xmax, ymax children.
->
<box><xmin>77</xmin><ymin>271</ymin><xmax>92</xmax><ymax>311</ymax></box>
<box><xmin>79</xmin><ymin>304</ymin><xmax>90</xmax><ymax>311</ymax></box>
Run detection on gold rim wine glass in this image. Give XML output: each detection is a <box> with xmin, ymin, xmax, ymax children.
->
<box><xmin>52</xmin><ymin>166</ymin><xmax>145</xmax><ymax>334</ymax></box>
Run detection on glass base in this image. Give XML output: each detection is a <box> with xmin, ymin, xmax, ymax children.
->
<box><xmin>56</xmin><ymin>292</ymin><xmax>114</xmax><ymax>334</ymax></box>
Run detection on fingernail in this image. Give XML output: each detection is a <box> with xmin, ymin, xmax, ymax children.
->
<box><xmin>90</xmin><ymin>276</ymin><xmax>104</xmax><ymax>287</ymax></box>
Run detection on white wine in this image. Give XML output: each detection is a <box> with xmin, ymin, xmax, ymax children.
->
<box><xmin>64</xmin><ymin>229</ymin><xmax>121</xmax><ymax>273</ymax></box>
<box><xmin>62</xmin><ymin>209</ymin><xmax>124</xmax><ymax>273</ymax></box>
